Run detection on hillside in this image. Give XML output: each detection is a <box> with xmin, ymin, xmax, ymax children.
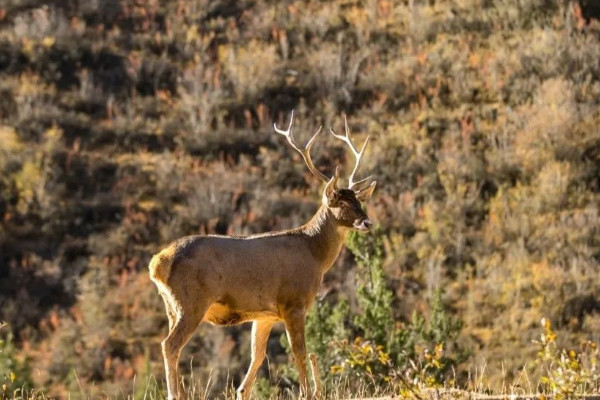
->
<box><xmin>1</xmin><ymin>0</ymin><xmax>600</xmax><ymax>398</ymax></box>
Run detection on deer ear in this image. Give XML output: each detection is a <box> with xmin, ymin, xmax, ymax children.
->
<box><xmin>323</xmin><ymin>166</ymin><xmax>340</xmax><ymax>204</ymax></box>
<box><xmin>355</xmin><ymin>181</ymin><xmax>376</xmax><ymax>202</ymax></box>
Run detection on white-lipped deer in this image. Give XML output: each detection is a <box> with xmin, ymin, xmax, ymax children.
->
<box><xmin>149</xmin><ymin>111</ymin><xmax>376</xmax><ymax>400</ymax></box>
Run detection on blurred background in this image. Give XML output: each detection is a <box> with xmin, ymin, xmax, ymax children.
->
<box><xmin>1</xmin><ymin>0</ymin><xmax>600</xmax><ymax>398</ymax></box>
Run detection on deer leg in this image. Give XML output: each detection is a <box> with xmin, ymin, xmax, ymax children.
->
<box><xmin>284</xmin><ymin>312</ymin><xmax>310</xmax><ymax>399</ymax></box>
<box><xmin>309</xmin><ymin>353</ymin><xmax>323</xmax><ymax>399</ymax></box>
<box><xmin>162</xmin><ymin>308</ymin><xmax>205</xmax><ymax>400</ymax></box>
<box><xmin>236</xmin><ymin>320</ymin><xmax>275</xmax><ymax>400</ymax></box>
<box><xmin>160</xmin><ymin>294</ymin><xmax>176</xmax><ymax>331</ymax></box>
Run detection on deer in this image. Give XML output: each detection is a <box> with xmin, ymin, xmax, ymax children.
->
<box><xmin>148</xmin><ymin>111</ymin><xmax>377</xmax><ymax>400</ymax></box>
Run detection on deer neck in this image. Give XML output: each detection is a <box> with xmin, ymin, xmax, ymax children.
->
<box><xmin>301</xmin><ymin>205</ymin><xmax>348</xmax><ymax>274</ymax></box>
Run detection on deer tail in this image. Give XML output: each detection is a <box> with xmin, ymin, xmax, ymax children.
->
<box><xmin>148</xmin><ymin>247</ymin><xmax>175</xmax><ymax>285</ymax></box>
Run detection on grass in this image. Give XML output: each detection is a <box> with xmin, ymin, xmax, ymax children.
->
<box><xmin>5</xmin><ymin>318</ymin><xmax>600</xmax><ymax>400</ymax></box>
<box><xmin>4</xmin><ymin>373</ymin><xmax>600</xmax><ymax>400</ymax></box>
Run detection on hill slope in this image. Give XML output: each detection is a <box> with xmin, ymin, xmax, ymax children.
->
<box><xmin>1</xmin><ymin>0</ymin><xmax>600</xmax><ymax>397</ymax></box>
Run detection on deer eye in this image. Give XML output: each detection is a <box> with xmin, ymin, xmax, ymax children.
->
<box><xmin>340</xmin><ymin>199</ymin><xmax>353</xmax><ymax>207</ymax></box>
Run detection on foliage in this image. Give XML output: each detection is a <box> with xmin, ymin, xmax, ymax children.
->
<box><xmin>0</xmin><ymin>322</ymin><xmax>33</xmax><ymax>399</ymax></box>
<box><xmin>534</xmin><ymin>318</ymin><xmax>600</xmax><ymax>398</ymax></box>
<box><xmin>282</xmin><ymin>227</ymin><xmax>466</xmax><ymax>394</ymax></box>
<box><xmin>305</xmin><ymin>297</ymin><xmax>350</xmax><ymax>378</ymax></box>
<box><xmin>328</xmin><ymin>229</ymin><xmax>466</xmax><ymax>392</ymax></box>
<box><xmin>330</xmin><ymin>337</ymin><xmax>393</xmax><ymax>386</ymax></box>
<box><xmin>347</xmin><ymin>228</ymin><xmax>394</xmax><ymax>347</ymax></box>
<box><xmin>0</xmin><ymin>0</ymin><xmax>600</xmax><ymax>397</ymax></box>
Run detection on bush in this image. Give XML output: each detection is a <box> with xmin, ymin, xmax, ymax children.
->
<box><xmin>534</xmin><ymin>318</ymin><xmax>600</xmax><ymax>399</ymax></box>
<box><xmin>0</xmin><ymin>322</ymin><xmax>33</xmax><ymax>399</ymax></box>
<box><xmin>291</xmin><ymin>228</ymin><xmax>468</xmax><ymax>395</ymax></box>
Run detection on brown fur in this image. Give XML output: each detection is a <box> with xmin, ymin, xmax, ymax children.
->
<box><xmin>150</xmin><ymin>115</ymin><xmax>375</xmax><ymax>400</ymax></box>
<box><xmin>150</xmin><ymin>189</ymin><xmax>373</xmax><ymax>400</ymax></box>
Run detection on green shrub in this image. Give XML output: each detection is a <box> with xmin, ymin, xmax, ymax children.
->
<box><xmin>282</xmin><ymin>228</ymin><xmax>468</xmax><ymax>394</ymax></box>
<box><xmin>331</xmin><ymin>229</ymin><xmax>467</xmax><ymax>391</ymax></box>
<box><xmin>347</xmin><ymin>228</ymin><xmax>394</xmax><ymax>347</ymax></box>
<box><xmin>0</xmin><ymin>322</ymin><xmax>33</xmax><ymax>399</ymax></box>
<box><xmin>305</xmin><ymin>297</ymin><xmax>350</xmax><ymax>377</ymax></box>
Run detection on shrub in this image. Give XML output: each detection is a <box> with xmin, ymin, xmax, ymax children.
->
<box><xmin>305</xmin><ymin>297</ymin><xmax>350</xmax><ymax>377</ymax></box>
<box><xmin>534</xmin><ymin>318</ymin><xmax>600</xmax><ymax>398</ymax></box>
<box><xmin>222</xmin><ymin>40</ymin><xmax>279</xmax><ymax>103</ymax></box>
<box><xmin>0</xmin><ymin>322</ymin><xmax>33</xmax><ymax>398</ymax></box>
<box><xmin>296</xmin><ymin>228</ymin><xmax>469</xmax><ymax>393</ymax></box>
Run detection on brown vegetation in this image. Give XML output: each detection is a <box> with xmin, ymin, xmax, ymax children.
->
<box><xmin>1</xmin><ymin>0</ymin><xmax>600</xmax><ymax>398</ymax></box>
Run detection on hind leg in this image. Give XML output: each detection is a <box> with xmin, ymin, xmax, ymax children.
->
<box><xmin>162</xmin><ymin>304</ymin><xmax>208</xmax><ymax>400</ymax></box>
<box><xmin>160</xmin><ymin>294</ymin><xmax>177</xmax><ymax>330</ymax></box>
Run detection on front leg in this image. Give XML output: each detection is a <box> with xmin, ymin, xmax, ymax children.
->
<box><xmin>237</xmin><ymin>320</ymin><xmax>275</xmax><ymax>400</ymax></box>
<box><xmin>309</xmin><ymin>353</ymin><xmax>323</xmax><ymax>399</ymax></box>
<box><xmin>284</xmin><ymin>311</ymin><xmax>310</xmax><ymax>398</ymax></box>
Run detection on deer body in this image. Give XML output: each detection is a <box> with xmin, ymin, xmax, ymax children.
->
<box><xmin>150</xmin><ymin>205</ymin><xmax>347</xmax><ymax>327</ymax></box>
<box><xmin>150</xmin><ymin>112</ymin><xmax>376</xmax><ymax>400</ymax></box>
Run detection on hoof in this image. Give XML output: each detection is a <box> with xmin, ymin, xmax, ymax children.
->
<box><xmin>236</xmin><ymin>388</ymin><xmax>248</xmax><ymax>400</ymax></box>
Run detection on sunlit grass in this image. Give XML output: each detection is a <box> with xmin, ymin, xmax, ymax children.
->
<box><xmin>5</xmin><ymin>319</ymin><xmax>600</xmax><ymax>399</ymax></box>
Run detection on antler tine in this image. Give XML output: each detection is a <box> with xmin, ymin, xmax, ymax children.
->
<box><xmin>274</xmin><ymin>111</ymin><xmax>330</xmax><ymax>183</ymax></box>
<box><xmin>329</xmin><ymin>114</ymin><xmax>372</xmax><ymax>190</ymax></box>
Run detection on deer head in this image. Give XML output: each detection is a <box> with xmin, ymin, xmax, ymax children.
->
<box><xmin>274</xmin><ymin>111</ymin><xmax>376</xmax><ymax>232</ymax></box>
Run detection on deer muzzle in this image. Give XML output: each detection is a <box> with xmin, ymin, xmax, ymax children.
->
<box><xmin>353</xmin><ymin>218</ymin><xmax>373</xmax><ymax>231</ymax></box>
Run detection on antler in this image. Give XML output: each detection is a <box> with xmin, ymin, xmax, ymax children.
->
<box><xmin>274</xmin><ymin>110</ymin><xmax>330</xmax><ymax>184</ymax></box>
<box><xmin>329</xmin><ymin>115</ymin><xmax>373</xmax><ymax>190</ymax></box>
